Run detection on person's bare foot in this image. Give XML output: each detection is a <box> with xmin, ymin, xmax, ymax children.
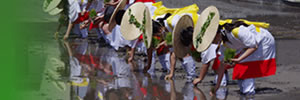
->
<box><xmin>193</xmin><ymin>78</ymin><xmax>202</xmax><ymax>86</ymax></box>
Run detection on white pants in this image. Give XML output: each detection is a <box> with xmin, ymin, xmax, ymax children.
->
<box><xmin>73</xmin><ymin>24</ymin><xmax>88</xmax><ymax>38</ymax></box>
<box><xmin>214</xmin><ymin>72</ymin><xmax>229</xmax><ymax>86</ymax></box>
<box><xmin>182</xmin><ymin>56</ymin><xmax>196</xmax><ymax>80</ymax></box>
<box><xmin>158</xmin><ymin>53</ymin><xmax>171</xmax><ymax>71</ymax></box>
<box><xmin>131</xmin><ymin>40</ymin><xmax>148</xmax><ymax>55</ymax></box>
<box><xmin>148</xmin><ymin>51</ymin><xmax>171</xmax><ymax>73</ymax></box>
<box><xmin>238</xmin><ymin>78</ymin><xmax>255</xmax><ymax>95</ymax></box>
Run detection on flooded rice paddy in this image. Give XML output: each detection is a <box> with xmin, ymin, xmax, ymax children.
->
<box><xmin>17</xmin><ymin>0</ymin><xmax>300</xmax><ymax>100</ymax></box>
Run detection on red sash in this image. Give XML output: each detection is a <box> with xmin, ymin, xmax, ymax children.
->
<box><xmin>74</xmin><ymin>12</ymin><xmax>90</xmax><ymax>24</ymax></box>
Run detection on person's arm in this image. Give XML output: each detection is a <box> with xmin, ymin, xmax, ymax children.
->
<box><xmin>101</xmin><ymin>23</ymin><xmax>112</xmax><ymax>35</ymax></box>
<box><xmin>105</xmin><ymin>0</ymin><xmax>121</xmax><ymax>6</ymax></box>
<box><xmin>231</xmin><ymin>46</ymin><xmax>257</xmax><ymax>63</ymax></box>
<box><xmin>165</xmin><ymin>52</ymin><xmax>176</xmax><ymax>80</ymax></box>
<box><xmin>193</xmin><ymin>62</ymin><xmax>210</xmax><ymax>85</ymax></box>
<box><xmin>143</xmin><ymin>48</ymin><xmax>153</xmax><ymax>73</ymax></box>
<box><xmin>210</xmin><ymin>62</ymin><xmax>226</xmax><ymax>96</ymax></box>
<box><xmin>193</xmin><ymin>87</ymin><xmax>207</xmax><ymax>100</ymax></box>
<box><xmin>128</xmin><ymin>59</ymin><xmax>137</xmax><ymax>71</ymax></box>
<box><xmin>63</xmin><ymin>41</ymin><xmax>73</xmax><ymax>57</ymax></box>
<box><xmin>94</xmin><ymin>15</ymin><xmax>104</xmax><ymax>23</ymax></box>
<box><xmin>80</xmin><ymin>20</ymin><xmax>91</xmax><ymax>29</ymax></box>
<box><xmin>168</xmin><ymin>79</ymin><xmax>176</xmax><ymax>100</ymax></box>
<box><xmin>64</xmin><ymin>21</ymin><xmax>74</xmax><ymax>40</ymax></box>
<box><xmin>155</xmin><ymin>40</ymin><xmax>167</xmax><ymax>49</ymax></box>
<box><xmin>128</xmin><ymin>47</ymin><xmax>135</xmax><ymax>62</ymax></box>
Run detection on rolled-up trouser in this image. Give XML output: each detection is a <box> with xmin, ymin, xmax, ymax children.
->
<box><xmin>238</xmin><ymin>78</ymin><xmax>255</xmax><ymax>95</ymax></box>
<box><xmin>148</xmin><ymin>51</ymin><xmax>171</xmax><ymax>74</ymax></box>
<box><xmin>158</xmin><ymin>52</ymin><xmax>171</xmax><ymax>71</ymax></box>
<box><xmin>73</xmin><ymin>24</ymin><xmax>88</xmax><ymax>38</ymax></box>
<box><xmin>182</xmin><ymin>56</ymin><xmax>197</xmax><ymax>80</ymax></box>
<box><xmin>214</xmin><ymin>72</ymin><xmax>229</xmax><ymax>86</ymax></box>
<box><xmin>136</xmin><ymin>41</ymin><xmax>147</xmax><ymax>55</ymax></box>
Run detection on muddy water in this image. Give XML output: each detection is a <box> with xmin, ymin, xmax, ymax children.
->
<box><xmin>28</xmin><ymin>39</ymin><xmax>300</xmax><ymax>100</ymax></box>
<box><xmin>38</xmin><ymin>39</ymin><xmax>223</xmax><ymax>100</ymax></box>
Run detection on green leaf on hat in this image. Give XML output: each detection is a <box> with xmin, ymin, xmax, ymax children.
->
<box><xmin>128</xmin><ymin>8</ymin><xmax>148</xmax><ymax>47</ymax></box>
<box><xmin>195</xmin><ymin>12</ymin><xmax>215</xmax><ymax>48</ymax></box>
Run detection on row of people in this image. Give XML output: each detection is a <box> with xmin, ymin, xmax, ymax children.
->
<box><xmin>45</xmin><ymin>0</ymin><xmax>276</xmax><ymax>96</ymax></box>
<box><xmin>120</xmin><ymin>2</ymin><xmax>276</xmax><ymax>96</ymax></box>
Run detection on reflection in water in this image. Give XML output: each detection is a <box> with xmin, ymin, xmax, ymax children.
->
<box><xmin>45</xmin><ymin>40</ymin><xmax>230</xmax><ymax>100</ymax></box>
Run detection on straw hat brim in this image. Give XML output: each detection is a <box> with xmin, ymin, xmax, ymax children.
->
<box><xmin>43</xmin><ymin>0</ymin><xmax>61</xmax><ymax>12</ymax></box>
<box><xmin>192</xmin><ymin>6</ymin><xmax>220</xmax><ymax>52</ymax></box>
<box><xmin>49</xmin><ymin>7</ymin><xmax>63</xmax><ymax>15</ymax></box>
<box><xmin>173</xmin><ymin>15</ymin><xmax>194</xmax><ymax>58</ymax></box>
<box><xmin>121</xmin><ymin>3</ymin><xmax>152</xmax><ymax>48</ymax></box>
<box><xmin>108</xmin><ymin>0</ymin><xmax>128</xmax><ymax>31</ymax></box>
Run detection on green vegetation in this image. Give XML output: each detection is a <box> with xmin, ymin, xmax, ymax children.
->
<box><xmin>224</xmin><ymin>48</ymin><xmax>236</xmax><ymax>62</ymax></box>
<box><xmin>165</xmin><ymin>32</ymin><xmax>172</xmax><ymax>45</ymax></box>
<box><xmin>195</xmin><ymin>12</ymin><xmax>215</xmax><ymax>48</ymax></box>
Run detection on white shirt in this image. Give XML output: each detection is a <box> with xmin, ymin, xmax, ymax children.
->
<box><xmin>68</xmin><ymin>0</ymin><xmax>81</xmax><ymax>22</ymax></box>
<box><xmin>201</xmin><ymin>44</ymin><xmax>218</xmax><ymax>64</ymax></box>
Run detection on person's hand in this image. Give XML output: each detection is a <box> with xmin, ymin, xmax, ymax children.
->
<box><xmin>155</xmin><ymin>41</ymin><xmax>167</xmax><ymax>49</ymax></box>
<box><xmin>81</xmin><ymin>10</ymin><xmax>86</xmax><ymax>16</ymax></box>
<box><xmin>164</xmin><ymin>73</ymin><xmax>173</xmax><ymax>80</ymax></box>
<box><xmin>230</xmin><ymin>58</ymin><xmax>240</xmax><ymax>63</ymax></box>
<box><xmin>228</xmin><ymin>58</ymin><xmax>240</xmax><ymax>66</ymax></box>
<box><xmin>192</xmin><ymin>78</ymin><xmax>202</xmax><ymax>86</ymax></box>
<box><xmin>63</xmin><ymin>35</ymin><xmax>69</xmax><ymax>40</ymax></box>
<box><xmin>166</xmin><ymin>78</ymin><xmax>174</xmax><ymax>83</ymax></box>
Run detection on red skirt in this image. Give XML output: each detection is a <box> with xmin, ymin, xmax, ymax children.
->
<box><xmin>212</xmin><ymin>54</ymin><xmax>276</xmax><ymax>80</ymax></box>
<box><xmin>232</xmin><ymin>58</ymin><xmax>276</xmax><ymax>80</ymax></box>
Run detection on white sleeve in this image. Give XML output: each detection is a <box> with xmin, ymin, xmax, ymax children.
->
<box><xmin>238</xmin><ymin>25</ymin><xmax>258</xmax><ymax>48</ymax></box>
<box><xmin>68</xmin><ymin>0</ymin><xmax>81</xmax><ymax>22</ymax></box>
<box><xmin>201</xmin><ymin>44</ymin><xmax>218</xmax><ymax>64</ymax></box>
